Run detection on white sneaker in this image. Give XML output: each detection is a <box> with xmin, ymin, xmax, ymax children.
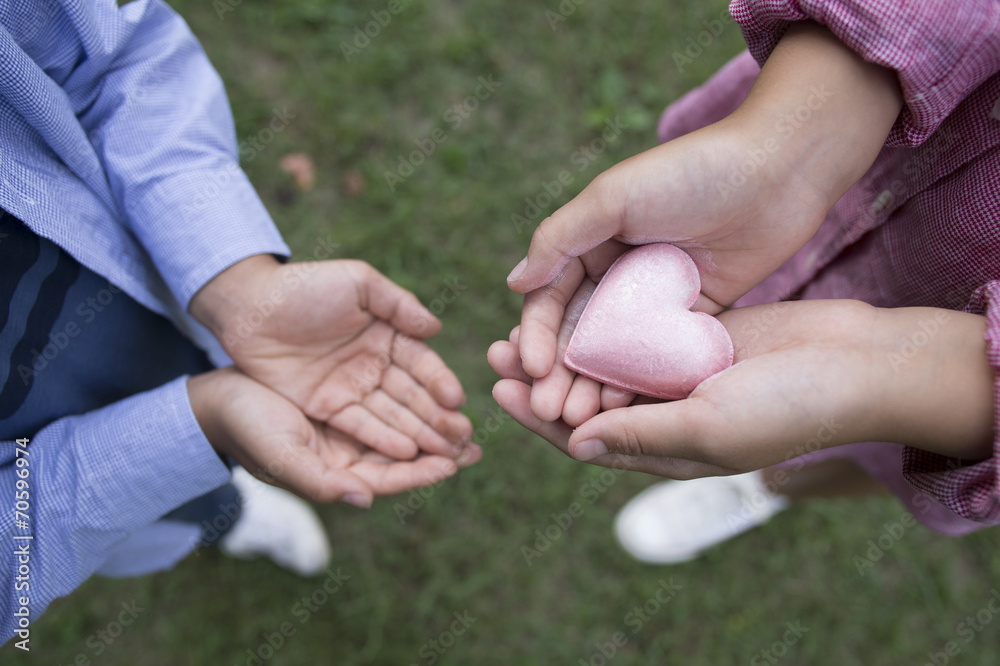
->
<box><xmin>220</xmin><ymin>467</ymin><xmax>332</xmax><ymax>577</ymax></box>
<box><xmin>614</xmin><ymin>471</ymin><xmax>789</xmax><ymax>564</ymax></box>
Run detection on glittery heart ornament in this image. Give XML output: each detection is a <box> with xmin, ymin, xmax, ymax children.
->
<box><xmin>564</xmin><ymin>243</ymin><xmax>733</xmax><ymax>399</ymax></box>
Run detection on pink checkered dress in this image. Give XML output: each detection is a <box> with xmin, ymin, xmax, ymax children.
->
<box><xmin>658</xmin><ymin>0</ymin><xmax>1000</xmax><ymax>534</ymax></box>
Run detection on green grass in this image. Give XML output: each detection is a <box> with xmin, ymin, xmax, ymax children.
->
<box><xmin>12</xmin><ymin>1</ymin><xmax>1000</xmax><ymax>664</ymax></box>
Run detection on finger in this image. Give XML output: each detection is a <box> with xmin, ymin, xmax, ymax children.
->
<box><xmin>383</xmin><ymin>365</ymin><xmax>473</xmax><ymax>444</ymax></box>
<box><xmin>493</xmin><ymin>380</ymin><xmax>723</xmax><ymax>478</ymax></box>
<box><xmin>381</xmin><ymin>365</ymin><xmax>473</xmax><ymax>447</ymax></box>
<box><xmin>246</xmin><ymin>436</ymin><xmax>375</xmax><ymax>505</ymax></box>
<box><xmin>353</xmin><ymin>261</ymin><xmax>444</xmax><ymax>339</ymax></box>
<box><xmin>577</xmin><ymin>238</ymin><xmax>634</xmax><ymax>282</ymax></box>
<box><xmin>487</xmin><ymin>340</ymin><xmax>533</xmax><ymax>384</ymax></box>
<box><xmin>492</xmin><ymin>378</ymin><xmax>575</xmax><ymax>446</ymax></box>
<box><xmin>566</xmin><ymin>400</ymin><xmax>736</xmax><ymax>471</ymax></box>
<box><xmin>561</xmin><ymin>374</ymin><xmax>602</xmax><ymax>427</ymax></box>
<box><xmin>328</xmin><ymin>403</ymin><xmax>420</xmax><ymax>460</ymax></box>
<box><xmin>518</xmin><ymin>259</ymin><xmax>586</xmax><ymax>378</ymax></box>
<box><xmin>514</xmin><ymin>240</ymin><xmax>629</xmax><ymax>380</ymax></box>
<box><xmin>391</xmin><ymin>334</ymin><xmax>467</xmax><ymax>409</ymax></box>
<box><xmin>600</xmin><ymin>384</ymin><xmax>637</xmax><ymax>411</ymax></box>
<box><xmin>363</xmin><ymin>388</ymin><xmax>462</xmax><ymax>457</ymax></box>
<box><xmin>529</xmin><ymin>362</ymin><xmax>574</xmax><ymax>422</ymax></box>
<box><xmin>524</xmin><ymin>277</ymin><xmax>597</xmax><ymax>417</ymax></box>
<box><xmin>692</xmin><ymin>292</ymin><xmax>726</xmax><ymax>316</ymax></box>
<box><xmin>509</xmin><ymin>325</ymin><xmax>520</xmax><ymax>344</ymax></box>
<box><xmin>507</xmin><ymin>175</ymin><xmax>625</xmax><ymax>292</ymax></box>
<box><xmin>351</xmin><ymin>454</ymin><xmax>459</xmax><ymax>497</ymax></box>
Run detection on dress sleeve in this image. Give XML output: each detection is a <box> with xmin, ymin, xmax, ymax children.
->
<box><xmin>0</xmin><ymin>376</ymin><xmax>230</xmax><ymax>644</ymax></box>
<box><xmin>728</xmin><ymin>0</ymin><xmax>1000</xmax><ymax>146</ymax></box>
<box><xmin>900</xmin><ymin>280</ymin><xmax>1000</xmax><ymax>524</ymax></box>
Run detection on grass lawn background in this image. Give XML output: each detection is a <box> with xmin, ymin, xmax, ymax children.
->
<box><xmin>11</xmin><ymin>1</ymin><xmax>1000</xmax><ymax>664</ymax></box>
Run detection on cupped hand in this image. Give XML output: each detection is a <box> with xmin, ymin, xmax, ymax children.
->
<box><xmin>189</xmin><ymin>368</ymin><xmax>482</xmax><ymax>507</ymax></box>
<box><xmin>506</xmin><ymin>21</ymin><xmax>904</xmax><ymax>385</ymax></box>
<box><xmin>191</xmin><ymin>256</ymin><xmax>474</xmax><ymax>462</ymax></box>
<box><xmin>506</xmin><ymin>122</ymin><xmax>832</xmax><ymax>383</ymax></box>
<box><xmin>491</xmin><ymin>300</ymin><xmax>890</xmax><ymax>479</ymax></box>
<box><xmin>510</xmin><ymin>277</ymin><xmax>636</xmax><ymax>426</ymax></box>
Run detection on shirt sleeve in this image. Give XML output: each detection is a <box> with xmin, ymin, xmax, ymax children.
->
<box><xmin>38</xmin><ymin>0</ymin><xmax>290</xmax><ymax>308</ymax></box>
<box><xmin>728</xmin><ymin>0</ymin><xmax>1000</xmax><ymax>146</ymax></box>
<box><xmin>900</xmin><ymin>280</ymin><xmax>1000</xmax><ymax>524</ymax></box>
<box><xmin>0</xmin><ymin>376</ymin><xmax>230</xmax><ymax>644</ymax></box>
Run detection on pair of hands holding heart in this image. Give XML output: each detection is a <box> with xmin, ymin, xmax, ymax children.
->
<box><xmin>488</xmin><ymin>122</ymin><xmax>888</xmax><ymax>479</ymax></box>
<box><xmin>488</xmin><ymin>22</ymin><xmax>938</xmax><ymax>478</ymax></box>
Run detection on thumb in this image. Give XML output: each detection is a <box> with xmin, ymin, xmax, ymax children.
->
<box><xmin>566</xmin><ymin>400</ymin><xmax>718</xmax><ymax>463</ymax></box>
<box><xmin>354</xmin><ymin>261</ymin><xmax>442</xmax><ymax>339</ymax></box>
<box><xmin>507</xmin><ymin>173</ymin><xmax>625</xmax><ymax>293</ymax></box>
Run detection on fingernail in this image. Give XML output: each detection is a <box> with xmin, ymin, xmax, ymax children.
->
<box><xmin>572</xmin><ymin>439</ymin><xmax>608</xmax><ymax>461</ymax></box>
<box><xmin>506</xmin><ymin>257</ymin><xmax>527</xmax><ymax>284</ymax></box>
<box><xmin>342</xmin><ymin>493</ymin><xmax>372</xmax><ymax>509</ymax></box>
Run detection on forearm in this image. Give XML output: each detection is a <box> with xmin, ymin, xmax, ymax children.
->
<box><xmin>0</xmin><ymin>378</ymin><xmax>229</xmax><ymax>641</ymax></box>
<box><xmin>868</xmin><ymin>307</ymin><xmax>994</xmax><ymax>461</ymax></box>
<box><xmin>726</xmin><ymin>21</ymin><xmax>903</xmax><ymax>210</ymax></box>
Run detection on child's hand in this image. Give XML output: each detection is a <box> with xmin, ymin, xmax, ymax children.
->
<box><xmin>506</xmin><ymin>22</ymin><xmax>903</xmax><ymax>388</ymax></box>
<box><xmin>490</xmin><ymin>300</ymin><xmax>993</xmax><ymax>479</ymax></box>
<box><xmin>188</xmin><ymin>368</ymin><xmax>481</xmax><ymax>508</ymax></box>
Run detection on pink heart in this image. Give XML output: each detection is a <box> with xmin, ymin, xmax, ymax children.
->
<box><xmin>564</xmin><ymin>243</ymin><xmax>733</xmax><ymax>400</ymax></box>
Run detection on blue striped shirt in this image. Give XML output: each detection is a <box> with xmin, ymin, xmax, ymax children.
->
<box><xmin>1</xmin><ymin>0</ymin><xmax>290</xmax><ymax>642</ymax></box>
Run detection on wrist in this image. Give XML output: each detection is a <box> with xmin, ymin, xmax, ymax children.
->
<box><xmin>869</xmin><ymin>307</ymin><xmax>994</xmax><ymax>460</ymax></box>
<box><xmin>727</xmin><ymin>21</ymin><xmax>903</xmax><ymax>210</ymax></box>
<box><xmin>187</xmin><ymin>370</ymin><xmax>236</xmax><ymax>459</ymax></box>
<box><xmin>189</xmin><ymin>254</ymin><xmax>282</xmax><ymax>343</ymax></box>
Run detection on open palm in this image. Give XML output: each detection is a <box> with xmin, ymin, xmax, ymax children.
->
<box><xmin>220</xmin><ymin>259</ymin><xmax>473</xmax><ymax>461</ymax></box>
